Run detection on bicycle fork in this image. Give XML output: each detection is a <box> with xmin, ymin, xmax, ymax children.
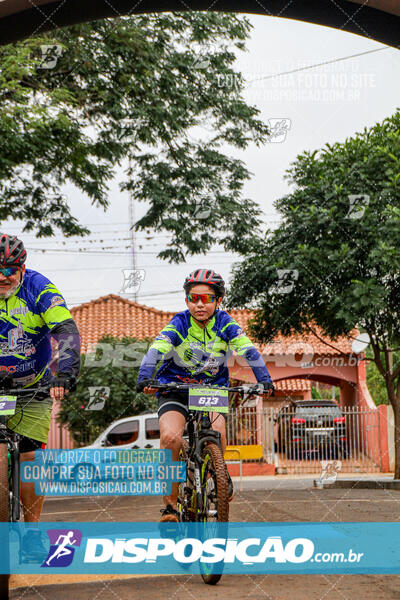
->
<box><xmin>193</xmin><ymin>431</ymin><xmax>221</xmax><ymax>520</ymax></box>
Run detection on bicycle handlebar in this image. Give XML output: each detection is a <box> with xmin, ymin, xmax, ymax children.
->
<box><xmin>143</xmin><ymin>381</ymin><xmax>273</xmax><ymax>396</ymax></box>
<box><xmin>0</xmin><ymin>385</ymin><xmax>51</xmax><ymax>401</ymax></box>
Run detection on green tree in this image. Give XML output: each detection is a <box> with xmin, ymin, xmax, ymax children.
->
<box><xmin>0</xmin><ymin>13</ymin><xmax>268</xmax><ymax>260</ymax></box>
<box><xmin>227</xmin><ymin>111</ymin><xmax>400</xmax><ymax>477</ymax></box>
<box><xmin>58</xmin><ymin>335</ymin><xmax>156</xmax><ymax>445</ymax></box>
<box><xmin>365</xmin><ymin>347</ymin><xmax>400</xmax><ymax>406</ymax></box>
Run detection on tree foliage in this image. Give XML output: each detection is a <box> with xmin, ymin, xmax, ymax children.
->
<box><xmin>226</xmin><ymin>111</ymin><xmax>400</xmax><ymax>475</ymax></box>
<box><xmin>58</xmin><ymin>335</ymin><xmax>156</xmax><ymax>445</ymax></box>
<box><xmin>0</xmin><ymin>13</ymin><xmax>268</xmax><ymax>260</ymax></box>
<box><xmin>365</xmin><ymin>347</ymin><xmax>400</xmax><ymax>406</ymax></box>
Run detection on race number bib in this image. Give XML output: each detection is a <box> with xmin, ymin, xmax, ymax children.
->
<box><xmin>188</xmin><ymin>387</ymin><xmax>229</xmax><ymax>413</ymax></box>
<box><xmin>0</xmin><ymin>396</ymin><xmax>17</xmax><ymax>415</ymax></box>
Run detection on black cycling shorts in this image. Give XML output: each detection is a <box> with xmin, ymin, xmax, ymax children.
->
<box><xmin>6</xmin><ymin>428</ymin><xmax>46</xmax><ymax>454</ymax></box>
<box><xmin>158</xmin><ymin>391</ymin><xmax>189</xmax><ymax>419</ymax></box>
<box><xmin>157</xmin><ymin>391</ymin><xmax>227</xmax><ymax>424</ymax></box>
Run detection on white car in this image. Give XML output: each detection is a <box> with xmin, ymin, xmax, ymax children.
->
<box><xmin>84</xmin><ymin>412</ymin><xmax>160</xmax><ymax>450</ymax></box>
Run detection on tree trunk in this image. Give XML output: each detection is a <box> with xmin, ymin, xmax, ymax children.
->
<box><xmin>384</xmin><ymin>375</ymin><xmax>398</xmax><ymax>478</ymax></box>
<box><xmin>394</xmin><ymin>402</ymin><xmax>400</xmax><ymax>480</ymax></box>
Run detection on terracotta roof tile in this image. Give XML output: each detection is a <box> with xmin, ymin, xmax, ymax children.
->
<box><xmin>274</xmin><ymin>379</ymin><xmax>311</xmax><ymax>392</ymax></box>
<box><xmin>228</xmin><ymin>309</ymin><xmax>355</xmax><ymax>356</ymax></box>
<box><xmin>71</xmin><ymin>294</ymin><xmax>355</xmax><ymax>356</ymax></box>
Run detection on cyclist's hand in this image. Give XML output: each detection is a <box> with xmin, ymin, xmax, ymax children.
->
<box><xmin>50</xmin><ymin>374</ymin><xmax>74</xmax><ymax>401</ymax></box>
<box><xmin>136</xmin><ymin>378</ymin><xmax>154</xmax><ymax>393</ymax></box>
<box><xmin>50</xmin><ymin>386</ymin><xmax>68</xmax><ymax>401</ymax></box>
<box><xmin>260</xmin><ymin>381</ymin><xmax>274</xmax><ymax>397</ymax></box>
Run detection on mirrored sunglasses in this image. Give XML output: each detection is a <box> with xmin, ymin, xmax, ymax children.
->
<box><xmin>186</xmin><ymin>293</ymin><xmax>216</xmax><ymax>304</ymax></box>
<box><xmin>0</xmin><ymin>266</ymin><xmax>19</xmax><ymax>277</ymax></box>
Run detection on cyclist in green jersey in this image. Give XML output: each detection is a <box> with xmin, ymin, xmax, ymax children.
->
<box><xmin>137</xmin><ymin>269</ymin><xmax>274</xmax><ymax>522</ymax></box>
<box><xmin>0</xmin><ymin>233</ymin><xmax>81</xmax><ymax>558</ymax></box>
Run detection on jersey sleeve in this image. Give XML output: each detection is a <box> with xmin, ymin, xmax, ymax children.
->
<box><xmin>150</xmin><ymin>317</ymin><xmax>184</xmax><ymax>354</ymax></box>
<box><xmin>34</xmin><ymin>277</ymin><xmax>73</xmax><ymax>329</ymax></box>
<box><xmin>138</xmin><ymin>316</ymin><xmax>184</xmax><ymax>381</ymax></box>
<box><xmin>222</xmin><ymin>316</ymin><xmax>272</xmax><ymax>383</ymax></box>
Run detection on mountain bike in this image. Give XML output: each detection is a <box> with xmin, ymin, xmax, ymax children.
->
<box><xmin>145</xmin><ymin>380</ymin><xmax>269</xmax><ymax>585</ymax></box>
<box><xmin>0</xmin><ymin>375</ymin><xmax>50</xmax><ymax>599</ymax></box>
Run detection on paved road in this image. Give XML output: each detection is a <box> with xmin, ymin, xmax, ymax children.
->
<box><xmin>10</xmin><ymin>483</ymin><xmax>400</xmax><ymax>600</ymax></box>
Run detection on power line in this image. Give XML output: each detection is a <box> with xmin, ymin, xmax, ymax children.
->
<box><xmin>40</xmin><ymin>259</ymin><xmax>237</xmax><ymax>272</ymax></box>
<box><xmin>28</xmin><ymin>248</ymin><xmax>239</xmax><ymax>255</ymax></box>
<box><xmin>251</xmin><ymin>46</ymin><xmax>389</xmax><ymax>83</ymax></box>
<box><xmin>67</xmin><ymin>289</ymin><xmax>185</xmax><ymax>306</ymax></box>
<box><xmin>66</xmin><ymin>288</ymin><xmax>183</xmax><ymax>296</ymax></box>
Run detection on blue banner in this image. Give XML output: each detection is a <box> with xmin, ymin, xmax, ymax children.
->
<box><xmin>20</xmin><ymin>449</ymin><xmax>185</xmax><ymax>496</ymax></box>
<box><xmin>1</xmin><ymin>522</ymin><xmax>399</xmax><ymax>574</ymax></box>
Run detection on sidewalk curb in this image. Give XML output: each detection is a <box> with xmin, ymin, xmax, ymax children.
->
<box><xmin>314</xmin><ymin>478</ymin><xmax>400</xmax><ymax>490</ymax></box>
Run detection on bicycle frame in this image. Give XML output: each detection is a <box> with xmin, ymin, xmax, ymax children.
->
<box><xmin>144</xmin><ymin>381</ymin><xmax>271</xmax><ymax>521</ymax></box>
<box><xmin>186</xmin><ymin>410</ymin><xmax>222</xmax><ymax>519</ymax></box>
<box><xmin>0</xmin><ymin>384</ymin><xmax>51</xmax><ymax>523</ymax></box>
<box><xmin>0</xmin><ymin>420</ymin><xmax>21</xmax><ymax>522</ymax></box>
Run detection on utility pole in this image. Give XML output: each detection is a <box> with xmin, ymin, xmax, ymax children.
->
<box><xmin>128</xmin><ymin>157</ymin><xmax>137</xmax><ymax>302</ymax></box>
<box><xmin>128</xmin><ymin>195</ymin><xmax>137</xmax><ymax>302</ymax></box>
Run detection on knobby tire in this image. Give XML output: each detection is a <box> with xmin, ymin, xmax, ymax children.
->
<box><xmin>200</xmin><ymin>442</ymin><xmax>229</xmax><ymax>585</ymax></box>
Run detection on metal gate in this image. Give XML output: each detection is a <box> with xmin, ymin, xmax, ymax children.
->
<box><xmin>227</xmin><ymin>406</ymin><xmax>383</xmax><ymax>474</ymax></box>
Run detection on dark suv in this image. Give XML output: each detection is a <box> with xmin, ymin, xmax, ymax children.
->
<box><xmin>275</xmin><ymin>400</ymin><xmax>347</xmax><ymax>459</ymax></box>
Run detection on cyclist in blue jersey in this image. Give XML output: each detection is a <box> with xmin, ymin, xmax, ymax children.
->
<box><xmin>0</xmin><ymin>233</ymin><xmax>81</xmax><ymax>558</ymax></box>
<box><xmin>137</xmin><ymin>269</ymin><xmax>274</xmax><ymax>522</ymax></box>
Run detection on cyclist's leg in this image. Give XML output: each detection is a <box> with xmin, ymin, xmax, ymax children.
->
<box><xmin>158</xmin><ymin>393</ymin><xmax>188</xmax><ymax>509</ymax></box>
<box><xmin>7</xmin><ymin>398</ymin><xmax>52</xmax><ymax>522</ymax></box>
<box><xmin>17</xmin><ymin>437</ymin><xmax>46</xmax><ymax>522</ymax></box>
<box><xmin>210</xmin><ymin>412</ymin><xmax>227</xmax><ymax>453</ymax></box>
<box><xmin>159</xmin><ymin>411</ymin><xmax>186</xmax><ymax>508</ymax></box>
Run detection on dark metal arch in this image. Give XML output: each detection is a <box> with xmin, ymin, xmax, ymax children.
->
<box><xmin>0</xmin><ymin>0</ymin><xmax>399</xmax><ymax>47</ymax></box>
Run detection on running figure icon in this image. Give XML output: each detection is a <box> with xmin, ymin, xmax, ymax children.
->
<box><xmin>45</xmin><ymin>531</ymin><xmax>77</xmax><ymax>566</ymax></box>
<box><xmin>41</xmin><ymin>528</ymin><xmax>82</xmax><ymax>568</ymax></box>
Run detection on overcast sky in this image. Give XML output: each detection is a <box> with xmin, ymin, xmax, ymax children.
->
<box><xmin>5</xmin><ymin>14</ymin><xmax>400</xmax><ymax>312</ymax></box>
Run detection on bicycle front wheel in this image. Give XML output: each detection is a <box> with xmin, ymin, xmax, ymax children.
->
<box><xmin>200</xmin><ymin>442</ymin><xmax>229</xmax><ymax>585</ymax></box>
<box><xmin>177</xmin><ymin>440</ymin><xmax>196</xmax><ymax>522</ymax></box>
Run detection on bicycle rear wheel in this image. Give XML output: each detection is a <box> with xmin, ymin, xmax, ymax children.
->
<box><xmin>200</xmin><ymin>442</ymin><xmax>229</xmax><ymax>585</ymax></box>
<box><xmin>0</xmin><ymin>442</ymin><xmax>10</xmax><ymax>598</ymax></box>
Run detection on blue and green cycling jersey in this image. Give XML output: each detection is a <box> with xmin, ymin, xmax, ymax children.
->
<box><xmin>138</xmin><ymin>309</ymin><xmax>272</xmax><ymax>386</ymax></box>
<box><xmin>0</xmin><ymin>268</ymin><xmax>76</xmax><ymax>387</ymax></box>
